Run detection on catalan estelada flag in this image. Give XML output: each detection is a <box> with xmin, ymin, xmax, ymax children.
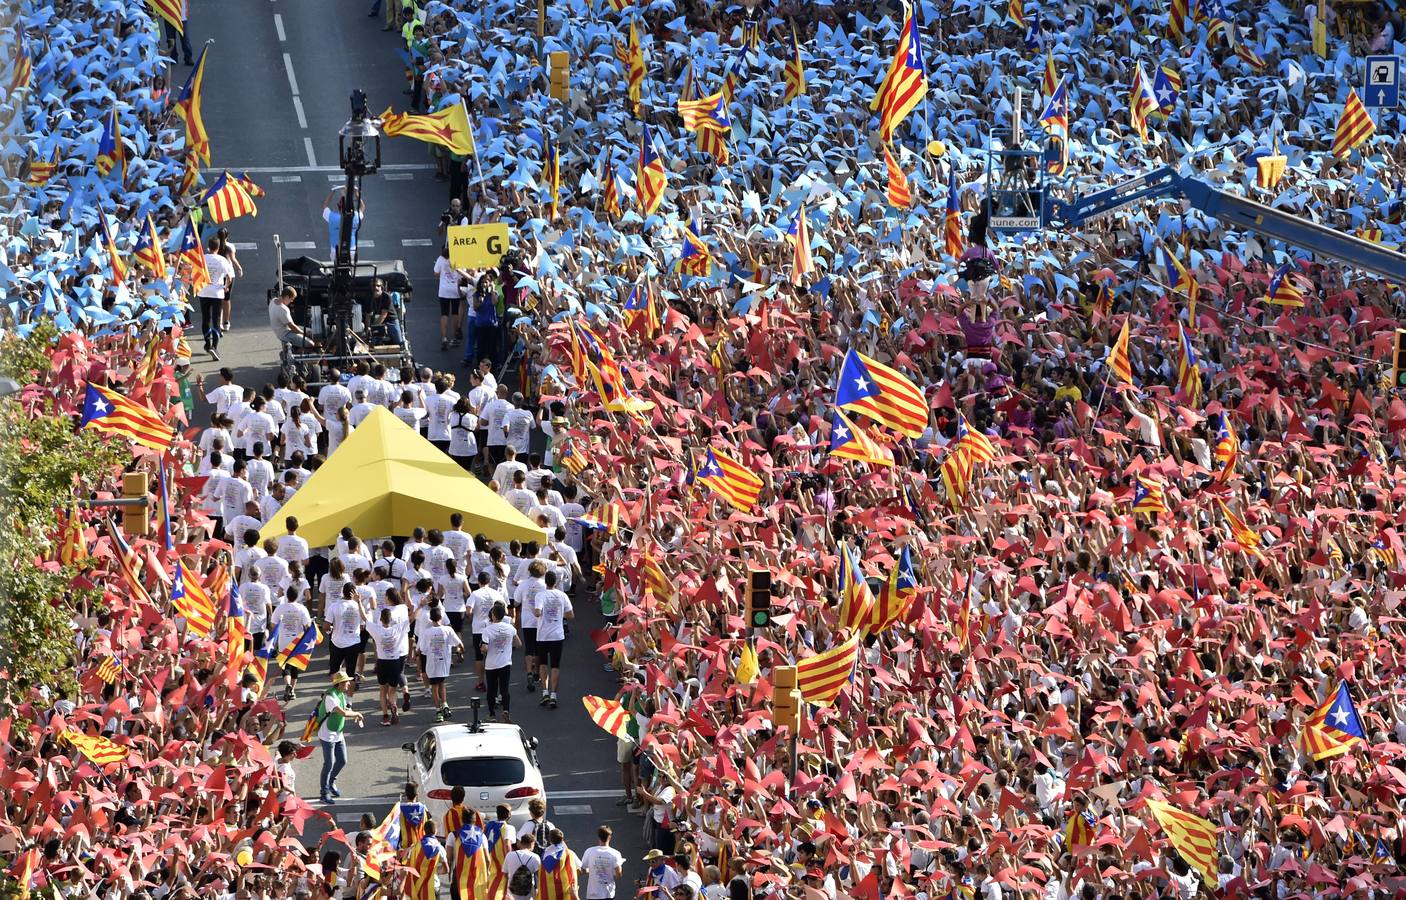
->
<box><xmin>677</xmin><ymin>88</ymin><xmax>730</xmax><ymax>133</ymax></box>
<box><xmin>226</xmin><ymin>581</ymin><xmax>248</xmax><ymax>671</ymax></box>
<box><xmin>1175</xmin><ymin>322</ymin><xmax>1201</xmax><ymax>405</ymax></box>
<box><xmin>625</xmin><ymin>21</ymin><xmax>644</xmax><ymax>115</ymax></box>
<box><xmin>623</xmin><ymin>277</ymin><xmax>659</xmax><ymax>338</ymax></box>
<box><xmin>405</xmin><ymin>835</ymin><xmax>444</xmax><ymax>900</ymax></box>
<box><xmin>955</xmin><ymin>411</ymin><xmax>997</xmax><ymax>464</ymax></box>
<box><xmin>1332</xmin><ymin>88</ymin><xmax>1376</xmax><ymax>158</ymax></box>
<box><xmin>10</xmin><ymin>40</ymin><xmax>31</xmax><ymax>94</ymax></box>
<box><xmin>379</xmin><ymin>103</ymin><xmax>476</xmax><ymax>156</ymax></box>
<box><xmin>636</xmin><ymin>125</ymin><xmax>667</xmax><ymax>217</ymax></box>
<box><xmin>1129</xmin><ymin>63</ymin><xmax>1158</xmax><ymax>142</ymax></box>
<box><xmin>454</xmin><ymin>824</ymin><xmax>490</xmax><ymax>900</ymax></box>
<box><xmin>1152</xmin><ymin>64</ymin><xmax>1181</xmax><ymax>118</ymax></box>
<box><xmin>537</xmin><ymin>845</ymin><xmax>579</xmax><ymax>900</ymax></box>
<box><xmin>1145</xmin><ymin>799</ymin><xmax>1219</xmax><ymax>883</ymax></box>
<box><xmin>172</xmin><ymin>561</ymin><xmax>217</xmax><ymax>637</ymax></box>
<box><xmin>96</xmin><ymin>655</ymin><xmax>122</xmax><ymax>685</ymax></box>
<box><xmin>174</xmin><ymin>45</ymin><xmax>210</xmax><ymax>164</ymax></box>
<box><xmin>1041</xmin><ymin>50</ymin><xmax>1058</xmax><ymax>97</ymax></box>
<box><xmin>96</xmin><ymin>108</ymin><xmax>126</xmax><ymax>179</ymax></box>
<box><xmin>109</xmin><ymin>521</ymin><xmax>153</xmax><ymax>606</ymax></box>
<box><xmin>80</xmin><ymin>383</ymin><xmax>173</xmax><ymax>451</ymax></box>
<box><xmin>1132</xmin><ymin>474</ymin><xmax>1167</xmax><ymax>516</ymax></box>
<box><xmin>277</xmin><ymin>622</ymin><xmax>323</xmax><ymax>671</ymax></box>
<box><xmin>98</xmin><ymin>214</ymin><xmax>126</xmax><ymax>287</ymax></box>
<box><xmin>1215</xmin><ymin>498</ymin><xmax>1264</xmax><ymax>558</ymax></box>
<box><xmin>795</xmin><ymin>634</ymin><xmax>860</xmax><ymax>707</ymax></box>
<box><xmin>1301</xmin><ymin>680</ymin><xmax>1368</xmax><ymax>760</ymax></box>
<box><xmin>559</xmin><ymin>441</ymin><xmax>587</xmax><ymax>476</ymax></box>
<box><xmin>61</xmin><ymin>729</ymin><xmax>130</xmax><ymax>767</ymax></box>
<box><xmin>147</xmin><ymin>0</ymin><xmax>186</xmax><ymax>33</ymax></box>
<box><xmin>133</xmin><ymin>215</ymin><xmax>168</xmax><ymax>281</ymax></box>
<box><xmin>679</xmin><ymin>218</ymin><xmax>713</xmax><ymax>277</ymax></box>
<box><xmin>941</xmin><ymin>445</ymin><xmax>974</xmax><ymax>512</ymax></box>
<box><xmin>1106</xmin><ymin>318</ymin><xmax>1134</xmax><ymax>386</ymax></box>
<box><xmin>1265</xmin><ymin>262</ymin><xmax>1306</xmax><ymax>307</ymax></box>
<box><xmin>1038</xmin><ymin>77</ymin><xmax>1069</xmax><ymax>175</ymax></box>
<box><xmin>870</xmin><ymin>1</ymin><xmax>927</xmax><ymax>141</ymax></box>
<box><xmin>1065</xmin><ymin>809</ymin><xmax>1096</xmax><ymax>853</ymax></box>
<box><xmin>600</xmin><ymin>162</ymin><xmax>621</xmax><ymax>219</ymax></box>
<box><xmin>583</xmin><ymin>695</ymin><xmax>633</xmax><ymax>739</ymax></box>
<box><xmin>1167</xmin><ymin>0</ymin><xmax>1188</xmax><ymax>43</ymax></box>
<box><xmin>944</xmin><ymin>168</ymin><xmax>964</xmax><ymax>257</ymax></box>
<box><xmin>1214</xmin><ymin>413</ymin><xmax>1239</xmax><ymax>482</ymax></box>
<box><xmin>1162</xmin><ymin>244</ymin><xmax>1199</xmax><ymax>322</ymax></box>
<box><xmin>828</xmin><ymin>407</ymin><xmax>894</xmax><ymax>466</ymax></box>
<box><xmin>697</xmin><ymin>447</ymin><xmax>763</xmax><ymax>510</ymax></box>
<box><xmin>201</xmin><ymin>171</ymin><xmax>258</xmax><ymax>223</ymax></box>
<box><xmin>836</xmin><ymin>541</ymin><xmax>876</xmax><ymax>634</ymax></box>
<box><xmin>871</xmin><ymin>544</ymin><xmax>917</xmax><ymax>631</ymax></box>
<box><xmin>251</xmin><ymin>623</ymin><xmax>281</xmax><ymax>689</ymax></box>
<box><xmin>782</xmin><ymin>26</ymin><xmax>806</xmax><ymax>103</ymax></box>
<box><xmin>883</xmin><ymin>143</ymin><xmax>911</xmax><ymax>210</ymax></box>
<box><xmin>174</xmin><ymin>216</ymin><xmax>211</xmax><ymax>293</ymax></box>
<box><xmin>834</xmin><ymin>348</ymin><xmax>928</xmax><ymax>439</ymax></box>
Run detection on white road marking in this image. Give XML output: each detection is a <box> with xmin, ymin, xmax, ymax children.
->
<box><xmin>282</xmin><ymin>52</ymin><xmax>300</xmax><ymax>97</ymax></box>
<box><xmin>292</xmin><ymin>95</ymin><xmax>308</xmax><ymax>129</ymax></box>
<box><xmin>359</xmin><ymin>240</ymin><xmax>376</xmax><ymax>248</ymax></box>
<box><xmin>202</xmin><ymin>163</ymin><xmax>436</xmax><ymax>174</ymax></box>
<box><xmin>285</xmin><ymin>241</ymin><xmax>317</xmax><ymax>250</ymax></box>
<box><xmin>303</xmin><ymin>137</ymin><xmax>317</xmax><ymax>167</ymax></box>
<box><xmin>327</xmin><ymin>173</ymin><xmax>347</xmax><ymax>181</ymax></box>
<box><xmin>551</xmin><ymin>804</ymin><xmax>594</xmax><ymax>816</ymax></box>
<box><xmin>271</xmin><ymin>175</ymin><xmax>302</xmax><ymax>183</ymax></box>
<box><xmin>274</xmin><ymin>13</ymin><xmax>286</xmax><ymax>41</ymax></box>
<box><xmin>546</xmin><ymin>789</ymin><xmax>625</xmax><ymax>800</ymax></box>
<box><xmin>231</xmin><ymin>242</ymin><xmax>258</xmax><ymax>250</ymax></box>
<box><xmin>383</xmin><ymin>172</ymin><xmax>415</xmax><ymax>181</ymax></box>
<box><xmin>401</xmin><ymin>238</ymin><xmax>434</xmax><ymax>247</ymax></box>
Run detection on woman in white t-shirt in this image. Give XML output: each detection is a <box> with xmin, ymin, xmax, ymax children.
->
<box><xmin>436</xmin><ymin>558</ymin><xmax>470</xmax><ymax>661</ymax></box>
<box><xmin>326</xmin><ymin>404</ymin><xmax>352</xmax><ymax>455</ymax></box>
<box><xmin>326</xmin><ymin>583</ymin><xmax>366</xmax><ymax>681</ymax></box>
<box><xmin>425</xmin><ymin>378</ymin><xmax>460</xmax><ymax>451</ymax></box>
<box><xmin>433</xmin><ymin>248</ymin><xmax>468</xmax><ymax>350</ymax></box>
<box><xmin>448</xmin><ymin>397</ymin><xmax>479</xmax><ymax>470</ymax></box>
<box><xmin>418</xmin><ymin>606</ymin><xmax>462</xmax><ymax>722</ymax></box>
<box><xmin>319</xmin><ymin>557</ymin><xmax>350</xmax><ymax>612</ymax></box>
<box><xmin>482</xmin><ymin>601</ymin><xmax>521</xmax><ymax>722</ymax></box>
<box><xmin>368</xmin><ymin>603</ymin><xmax>411</xmax><ymax>725</ymax></box>
<box><xmin>280</xmin><ymin>406</ymin><xmax>318</xmax><ymax>462</ymax></box>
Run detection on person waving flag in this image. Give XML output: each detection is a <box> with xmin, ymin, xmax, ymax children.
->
<box><xmin>1302</xmin><ymin>680</ymin><xmax>1368</xmax><ymax>760</ymax></box>
<box><xmin>80</xmin><ymin>383</ymin><xmax>173</xmax><ymax>451</ymax></box>
<box><xmin>870</xmin><ymin>1</ymin><xmax>927</xmax><ymax>141</ymax></box>
<box><xmin>696</xmin><ymin>447</ymin><xmax>763</xmax><ymax>510</ymax></box>
<box><xmin>828</xmin><ymin>407</ymin><xmax>894</xmax><ymax>466</ymax></box>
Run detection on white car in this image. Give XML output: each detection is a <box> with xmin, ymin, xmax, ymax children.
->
<box><xmin>403</xmin><ymin>721</ymin><xmax>545</xmax><ymax>831</ymax></box>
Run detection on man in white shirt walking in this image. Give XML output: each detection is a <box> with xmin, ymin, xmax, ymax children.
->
<box><xmin>531</xmin><ymin>571</ymin><xmax>573</xmax><ymax>709</ymax></box>
<box><xmin>579</xmin><ymin>825</ymin><xmax>625</xmax><ymax>900</ymax></box>
<box><xmin>200</xmin><ymin>238</ymin><xmax>235</xmax><ymax>359</ymax></box>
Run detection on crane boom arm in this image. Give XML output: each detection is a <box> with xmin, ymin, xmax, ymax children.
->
<box><xmin>1046</xmin><ymin>166</ymin><xmax>1406</xmax><ymax>283</ymax></box>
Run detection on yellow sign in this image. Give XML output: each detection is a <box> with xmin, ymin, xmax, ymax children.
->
<box><xmin>447</xmin><ymin>223</ymin><xmax>511</xmax><ymax>269</ymax></box>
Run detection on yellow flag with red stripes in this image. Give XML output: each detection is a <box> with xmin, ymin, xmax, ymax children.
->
<box><xmin>61</xmin><ymin>729</ymin><xmax>130</xmax><ymax>766</ymax></box>
<box><xmin>1145</xmin><ymin>799</ymin><xmax>1218</xmax><ymax>883</ymax></box>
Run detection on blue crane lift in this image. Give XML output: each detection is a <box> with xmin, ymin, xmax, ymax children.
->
<box><xmin>982</xmin><ymin>140</ymin><xmax>1406</xmax><ymax>284</ymax></box>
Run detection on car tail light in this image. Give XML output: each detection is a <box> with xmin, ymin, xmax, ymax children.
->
<box><xmin>504</xmin><ymin>786</ymin><xmax>539</xmax><ymax>799</ymax></box>
<box><xmin>427</xmin><ymin>789</ymin><xmax>453</xmax><ymax>800</ymax></box>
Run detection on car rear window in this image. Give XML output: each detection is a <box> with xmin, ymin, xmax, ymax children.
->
<box><xmin>440</xmin><ymin>756</ymin><xmax>525</xmax><ymax>787</ymax></box>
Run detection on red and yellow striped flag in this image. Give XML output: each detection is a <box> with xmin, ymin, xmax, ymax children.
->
<box><xmin>1107</xmin><ymin>318</ymin><xmax>1134</xmax><ymax>385</ymax></box>
<box><xmin>1145</xmin><ymin>799</ymin><xmax>1218</xmax><ymax>883</ymax></box>
<box><xmin>61</xmin><ymin>729</ymin><xmax>130</xmax><ymax>766</ymax></box>
<box><xmin>95</xmin><ymin>655</ymin><xmax>122</xmax><ymax>685</ymax></box>
<box><xmin>836</xmin><ymin>541</ymin><xmax>876</xmax><ymax>634</ymax></box>
<box><xmin>697</xmin><ymin>447</ymin><xmax>763</xmax><ymax>510</ymax></box>
<box><xmin>1332</xmin><ymin>88</ymin><xmax>1376</xmax><ymax>159</ymax></box>
<box><xmin>941</xmin><ymin>445</ymin><xmax>974</xmax><ymax>512</ymax></box>
<box><xmin>795</xmin><ymin>634</ymin><xmax>860</xmax><ymax>707</ymax></box>
<box><xmin>173</xmin><ymin>561</ymin><xmax>217</xmax><ymax>636</ymax></box>
<box><xmin>582</xmin><ymin>695</ymin><xmax>633</xmax><ymax>740</ymax></box>
<box><xmin>883</xmin><ymin>143</ymin><xmax>911</xmax><ymax>210</ymax></box>
<box><xmin>1215</xmin><ymin>499</ymin><xmax>1264</xmax><ymax>559</ymax></box>
<box><xmin>782</xmin><ymin>26</ymin><xmax>806</xmax><ymax>103</ymax></box>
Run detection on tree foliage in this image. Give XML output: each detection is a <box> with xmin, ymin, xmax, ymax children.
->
<box><xmin>0</xmin><ymin>323</ymin><xmax>126</xmax><ymax>699</ymax></box>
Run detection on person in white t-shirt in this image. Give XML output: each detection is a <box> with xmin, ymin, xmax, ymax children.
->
<box><xmin>418</xmin><ymin>607</ymin><xmax>462</xmax><ymax>722</ymax></box>
<box><xmin>225</xmin><ymin>500</ymin><xmax>263</xmax><ymax>555</ymax></box>
<box><xmin>424</xmin><ymin>377</ymin><xmax>460</xmax><ymax>452</ymax></box>
<box><xmin>501</xmin><ymin>393</ymin><xmax>536</xmax><ymax>456</ymax></box>
<box><xmin>504</xmin><ymin>834</ymin><xmax>542</xmax><ymax>900</ymax></box>
<box><xmin>424</xmin><ymin>530</ymin><xmax>454</xmax><ymax>580</ymax></box>
<box><xmin>436</xmin><ymin>558</ymin><xmax>470</xmax><ymax>660</ymax></box>
<box><xmin>443</xmin><ymin>515</ymin><xmax>472</xmax><ymax>568</ymax></box>
<box><xmin>276</xmin><ymin>517</ymin><xmax>311</xmax><ymax>566</ymax></box>
<box><xmin>491</xmin><ymin>446</ymin><xmax>529</xmax><ymax>497</ymax></box>
<box><xmin>318</xmin><ymin>369</ymin><xmax>352</xmax><ymax>418</ymax></box>
<box><xmin>531</xmin><ymin>572</ymin><xmax>573</xmax><ymax>709</ymax></box>
<box><xmin>367</xmin><ymin>603</ymin><xmax>409</xmax><ymax>724</ymax></box>
<box><xmin>270</xmin><ymin>590</ymin><xmax>312</xmax><ymax>700</ymax></box>
<box><xmin>253</xmin><ymin>538</ymin><xmax>291</xmax><ymax>592</ymax></box>
<box><xmin>481</xmin><ymin>601</ymin><xmax>520</xmax><ymax>722</ymax></box>
<box><xmin>246</xmin><ymin>442</ymin><xmax>275</xmax><ymax>499</ymax></box>
<box><xmin>579</xmin><ymin>826</ymin><xmax>625</xmax><ymax>900</ymax></box>
<box><xmin>326</xmin><ymin>582</ymin><xmax>366</xmax><ymax>681</ymax></box>
<box><xmin>242</xmin><ymin>569</ymin><xmax>272</xmax><ymax>653</ymax></box>
<box><xmin>469</xmin><ymin>572</ymin><xmax>506</xmax><ymax>691</ymax></box>
<box><xmin>203</xmin><ymin>367</ymin><xmax>243</xmax><ymax>416</ymax></box>
<box><xmin>480</xmin><ymin>385</ymin><xmax>513</xmax><ymax>468</ymax></box>
<box><xmin>513</xmin><ymin>559</ymin><xmax>546</xmax><ymax>692</ymax></box>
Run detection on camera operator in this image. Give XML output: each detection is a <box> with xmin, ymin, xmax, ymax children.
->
<box><xmin>366</xmin><ymin>279</ymin><xmax>404</xmax><ymax>346</ymax></box>
<box><xmin>437</xmin><ymin>197</ymin><xmax>468</xmax><ymax>241</ymax></box>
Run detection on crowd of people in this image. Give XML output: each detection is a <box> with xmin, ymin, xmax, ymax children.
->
<box><xmin>8</xmin><ymin>0</ymin><xmax>1406</xmax><ymax>895</ymax></box>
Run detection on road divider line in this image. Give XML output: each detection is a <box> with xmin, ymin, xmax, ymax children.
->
<box><xmin>359</xmin><ymin>240</ymin><xmax>376</xmax><ymax>248</ymax></box>
<box><xmin>546</xmin><ymin>789</ymin><xmax>625</xmax><ymax>800</ymax></box>
<box><xmin>551</xmin><ymin>804</ymin><xmax>594</xmax><ymax>816</ymax></box>
<box><xmin>271</xmin><ymin>175</ymin><xmax>302</xmax><ymax>183</ymax></box>
<box><xmin>303</xmin><ymin>137</ymin><xmax>317</xmax><ymax>167</ymax></box>
<box><xmin>401</xmin><ymin>238</ymin><xmax>433</xmax><ymax>247</ymax></box>
<box><xmin>282</xmin><ymin>52</ymin><xmax>300</xmax><ymax>97</ymax></box>
<box><xmin>274</xmin><ymin>13</ymin><xmax>286</xmax><ymax>41</ymax></box>
<box><xmin>383</xmin><ymin>172</ymin><xmax>414</xmax><ymax>181</ymax></box>
<box><xmin>285</xmin><ymin>241</ymin><xmax>317</xmax><ymax>250</ymax></box>
<box><xmin>231</xmin><ymin>242</ymin><xmax>258</xmax><ymax>250</ymax></box>
<box><xmin>292</xmin><ymin>96</ymin><xmax>308</xmax><ymax>130</ymax></box>
<box><xmin>202</xmin><ymin>164</ymin><xmax>436</xmax><ymax>174</ymax></box>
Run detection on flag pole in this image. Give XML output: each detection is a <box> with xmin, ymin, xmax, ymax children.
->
<box><xmin>461</xmin><ymin>97</ymin><xmax>491</xmax><ymax>218</ymax></box>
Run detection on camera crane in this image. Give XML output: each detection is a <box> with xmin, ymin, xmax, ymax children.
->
<box><xmin>324</xmin><ymin>89</ymin><xmax>382</xmax><ymax>361</ymax></box>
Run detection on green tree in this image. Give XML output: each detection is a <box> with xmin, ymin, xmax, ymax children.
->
<box><xmin>0</xmin><ymin>324</ymin><xmax>126</xmax><ymax>700</ymax></box>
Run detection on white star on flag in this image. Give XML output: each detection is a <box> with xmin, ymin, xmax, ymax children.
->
<box><xmin>92</xmin><ymin>399</ymin><xmax>108</xmax><ymax>413</ymax></box>
<box><xmin>1331</xmin><ymin>707</ymin><xmax>1350</xmax><ymax>727</ymax></box>
<box><xmin>853</xmin><ymin>376</ymin><xmax>870</xmax><ymax>391</ymax></box>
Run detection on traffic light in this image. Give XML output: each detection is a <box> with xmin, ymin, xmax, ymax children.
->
<box><xmin>120</xmin><ymin>471</ymin><xmax>150</xmax><ymax>537</ymax></box>
<box><xmin>746</xmin><ymin>567</ymin><xmax>772</xmax><ymax>629</ymax></box>
<box><xmin>548</xmin><ymin>51</ymin><xmax>570</xmax><ymax>102</ymax></box>
<box><xmin>772</xmin><ymin>665</ymin><xmax>802</xmax><ymax>732</ymax></box>
<box><xmin>1394</xmin><ymin>329</ymin><xmax>1406</xmax><ymax>388</ymax></box>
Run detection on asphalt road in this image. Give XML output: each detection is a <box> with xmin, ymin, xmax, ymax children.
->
<box><xmin>185</xmin><ymin>0</ymin><xmax>650</xmax><ymax>887</ymax></box>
